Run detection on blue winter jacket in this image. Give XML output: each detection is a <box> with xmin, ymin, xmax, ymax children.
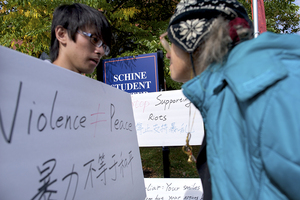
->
<box><xmin>182</xmin><ymin>32</ymin><xmax>300</xmax><ymax>200</ymax></box>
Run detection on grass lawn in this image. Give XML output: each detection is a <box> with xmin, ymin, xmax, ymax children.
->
<box><xmin>140</xmin><ymin>145</ymin><xmax>201</xmax><ymax>178</ymax></box>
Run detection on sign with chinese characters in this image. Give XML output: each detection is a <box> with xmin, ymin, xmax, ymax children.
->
<box><xmin>101</xmin><ymin>53</ymin><xmax>162</xmax><ymax>94</ymax></box>
<box><xmin>144</xmin><ymin>178</ymin><xmax>203</xmax><ymax>200</ymax></box>
<box><xmin>0</xmin><ymin>46</ymin><xmax>146</xmax><ymax>200</ymax></box>
<box><xmin>131</xmin><ymin>90</ymin><xmax>204</xmax><ymax>147</ymax></box>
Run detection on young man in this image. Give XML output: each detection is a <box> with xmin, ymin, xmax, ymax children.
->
<box><xmin>50</xmin><ymin>3</ymin><xmax>111</xmax><ymax>74</ymax></box>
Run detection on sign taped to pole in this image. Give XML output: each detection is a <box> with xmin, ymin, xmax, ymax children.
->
<box><xmin>131</xmin><ymin>90</ymin><xmax>204</xmax><ymax>147</ymax></box>
<box><xmin>144</xmin><ymin>178</ymin><xmax>203</xmax><ymax>200</ymax></box>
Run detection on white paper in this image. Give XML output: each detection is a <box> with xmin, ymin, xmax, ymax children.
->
<box><xmin>144</xmin><ymin>178</ymin><xmax>203</xmax><ymax>200</ymax></box>
<box><xmin>0</xmin><ymin>46</ymin><xmax>146</xmax><ymax>200</ymax></box>
<box><xmin>131</xmin><ymin>90</ymin><xmax>204</xmax><ymax>147</ymax></box>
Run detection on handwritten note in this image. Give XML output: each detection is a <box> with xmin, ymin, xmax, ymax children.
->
<box><xmin>144</xmin><ymin>178</ymin><xmax>203</xmax><ymax>200</ymax></box>
<box><xmin>131</xmin><ymin>91</ymin><xmax>204</xmax><ymax>147</ymax></box>
<box><xmin>0</xmin><ymin>46</ymin><xmax>146</xmax><ymax>200</ymax></box>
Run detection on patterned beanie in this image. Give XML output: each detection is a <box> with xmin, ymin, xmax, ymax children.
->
<box><xmin>168</xmin><ymin>0</ymin><xmax>252</xmax><ymax>53</ymax></box>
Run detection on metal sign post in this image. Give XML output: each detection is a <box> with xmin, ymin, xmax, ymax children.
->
<box><xmin>253</xmin><ymin>0</ymin><xmax>259</xmax><ymax>38</ymax></box>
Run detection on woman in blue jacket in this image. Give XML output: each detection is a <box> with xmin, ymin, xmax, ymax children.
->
<box><xmin>160</xmin><ymin>0</ymin><xmax>300</xmax><ymax>199</ymax></box>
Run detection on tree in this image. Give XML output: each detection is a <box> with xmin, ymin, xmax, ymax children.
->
<box><xmin>0</xmin><ymin>0</ymin><xmax>53</xmax><ymax>57</ymax></box>
<box><xmin>0</xmin><ymin>0</ymin><xmax>182</xmax><ymax>89</ymax></box>
<box><xmin>1</xmin><ymin>0</ymin><xmax>299</xmax><ymax>89</ymax></box>
<box><xmin>265</xmin><ymin>0</ymin><xmax>300</xmax><ymax>33</ymax></box>
<box><xmin>0</xmin><ymin>0</ymin><xmax>117</xmax><ymax>57</ymax></box>
<box><xmin>105</xmin><ymin>0</ymin><xmax>182</xmax><ymax>90</ymax></box>
<box><xmin>239</xmin><ymin>0</ymin><xmax>300</xmax><ymax>33</ymax></box>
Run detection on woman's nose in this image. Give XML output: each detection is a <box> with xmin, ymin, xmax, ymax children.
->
<box><xmin>166</xmin><ymin>51</ymin><xmax>171</xmax><ymax>59</ymax></box>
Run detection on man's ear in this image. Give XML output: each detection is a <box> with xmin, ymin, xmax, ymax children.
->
<box><xmin>55</xmin><ymin>26</ymin><xmax>68</xmax><ymax>45</ymax></box>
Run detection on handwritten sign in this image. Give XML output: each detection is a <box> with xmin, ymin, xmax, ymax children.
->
<box><xmin>131</xmin><ymin>90</ymin><xmax>204</xmax><ymax>147</ymax></box>
<box><xmin>0</xmin><ymin>46</ymin><xmax>146</xmax><ymax>200</ymax></box>
<box><xmin>144</xmin><ymin>178</ymin><xmax>203</xmax><ymax>200</ymax></box>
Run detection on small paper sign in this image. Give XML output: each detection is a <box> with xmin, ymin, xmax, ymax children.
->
<box><xmin>131</xmin><ymin>90</ymin><xmax>204</xmax><ymax>147</ymax></box>
<box><xmin>144</xmin><ymin>178</ymin><xmax>203</xmax><ymax>200</ymax></box>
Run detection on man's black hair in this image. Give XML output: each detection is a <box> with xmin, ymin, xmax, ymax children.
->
<box><xmin>50</xmin><ymin>3</ymin><xmax>111</xmax><ymax>62</ymax></box>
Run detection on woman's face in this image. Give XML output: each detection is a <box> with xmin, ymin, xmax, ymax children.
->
<box><xmin>166</xmin><ymin>44</ymin><xmax>192</xmax><ymax>83</ymax></box>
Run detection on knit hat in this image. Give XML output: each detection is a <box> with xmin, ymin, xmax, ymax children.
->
<box><xmin>168</xmin><ymin>0</ymin><xmax>252</xmax><ymax>53</ymax></box>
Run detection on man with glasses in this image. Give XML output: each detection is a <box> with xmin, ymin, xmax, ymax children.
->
<box><xmin>50</xmin><ymin>3</ymin><xmax>111</xmax><ymax>74</ymax></box>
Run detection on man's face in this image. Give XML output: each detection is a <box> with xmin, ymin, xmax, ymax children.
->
<box><xmin>64</xmin><ymin>28</ymin><xmax>106</xmax><ymax>74</ymax></box>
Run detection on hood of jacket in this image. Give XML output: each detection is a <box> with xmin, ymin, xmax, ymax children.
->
<box><xmin>182</xmin><ymin>32</ymin><xmax>300</xmax><ymax>111</ymax></box>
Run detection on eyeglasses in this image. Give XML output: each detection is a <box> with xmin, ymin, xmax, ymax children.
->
<box><xmin>77</xmin><ymin>30</ymin><xmax>110</xmax><ymax>55</ymax></box>
<box><xmin>159</xmin><ymin>32</ymin><xmax>171</xmax><ymax>53</ymax></box>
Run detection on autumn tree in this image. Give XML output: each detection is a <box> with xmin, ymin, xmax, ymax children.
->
<box><xmin>1</xmin><ymin>0</ymin><xmax>299</xmax><ymax>89</ymax></box>
<box><xmin>0</xmin><ymin>1</ymin><xmax>53</xmax><ymax>57</ymax></box>
<box><xmin>105</xmin><ymin>0</ymin><xmax>180</xmax><ymax>89</ymax></box>
<box><xmin>239</xmin><ymin>0</ymin><xmax>300</xmax><ymax>33</ymax></box>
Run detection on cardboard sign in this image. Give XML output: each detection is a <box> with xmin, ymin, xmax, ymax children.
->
<box><xmin>144</xmin><ymin>178</ymin><xmax>203</xmax><ymax>200</ymax></box>
<box><xmin>131</xmin><ymin>90</ymin><xmax>204</xmax><ymax>147</ymax></box>
<box><xmin>0</xmin><ymin>46</ymin><xmax>146</xmax><ymax>200</ymax></box>
<box><xmin>101</xmin><ymin>53</ymin><xmax>162</xmax><ymax>94</ymax></box>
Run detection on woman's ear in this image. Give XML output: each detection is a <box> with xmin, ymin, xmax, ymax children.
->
<box><xmin>55</xmin><ymin>26</ymin><xmax>68</xmax><ymax>45</ymax></box>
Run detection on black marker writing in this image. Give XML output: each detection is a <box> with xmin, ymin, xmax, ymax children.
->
<box><xmin>83</xmin><ymin>159</ymin><xmax>96</xmax><ymax>189</ymax></box>
<box><xmin>26</xmin><ymin>91</ymin><xmax>87</xmax><ymax>134</ymax></box>
<box><xmin>110</xmin><ymin>103</ymin><xmax>133</xmax><ymax>132</ymax></box>
<box><xmin>155</xmin><ymin>94</ymin><xmax>190</xmax><ymax>110</ymax></box>
<box><xmin>62</xmin><ymin>164</ymin><xmax>78</xmax><ymax>200</ymax></box>
<box><xmin>109</xmin><ymin>154</ymin><xmax>118</xmax><ymax>181</ymax></box>
<box><xmin>37</xmin><ymin>113</ymin><xmax>47</xmax><ymax>131</ymax></box>
<box><xmin>28</xmin><ymin>101</ymin><xmax>35</xmax><ymax>134</ymax></box>
<box><xmin>0</xmin><ymin>81</ymin><xmax>22</xmax><ymax>143</ymax></box>
<box><xmin>148</xmin><ymin>113</ymin><xmax>167</xmax><ymax>121</ymax></box>
<box><xmin>97</xmin><ymin>153</ymin><xmax>107</xmax><ymax>185</ymax></box>
<box><xmin>32</xmin><ymin>159</ymin><xmax>57</xmax><ymax>200</ymax></box>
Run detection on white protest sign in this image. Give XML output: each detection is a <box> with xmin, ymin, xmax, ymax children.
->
<box><xmin>131</xmin><ymin>90</ymin><xmax>204</xmax><ymax>147</ymax></box>
<box><xmin>144</xmin><ymin>178</ymin><xmax>203</xmax><ymax>200</ymax></box>
<box><xmin>0</xmin><ymin>46</ymin><xmax>146</xmax><ymax>200</ymax></box>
